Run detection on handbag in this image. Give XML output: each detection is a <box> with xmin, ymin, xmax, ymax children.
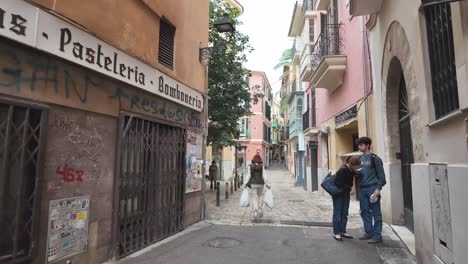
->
<box><xmin>263</xmin><ymin>188</ymin><xmax>274</xmax><ymax>209</ymax></box>
<box><xmin>239</xmin><ymin>188</ymin><xmax>250</xmax><ymax>207</ymax></box>
<box><xmin>320</xmin><ymin>172</ymin><xmax>344</xmax><ymax>196</ymax></box>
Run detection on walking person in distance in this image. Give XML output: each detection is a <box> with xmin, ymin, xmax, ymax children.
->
<box><xmin>332</xmin><ymin>156</ymin><xmax>362</xmax><ymax>241</ymax></box>
<box><xmin>208</xmin><ymin>160</ymin><xmax>217</xmax><ymax>190</ymax></box>
<box><xmin>356</xmin><ymin>137</ymin><xmax>386</xmax><ymax>244</ymax></box>
<box><xmin>246</xmin><ymin>149</ymin><xmax>270</xmax><ymax>219</ymax></box>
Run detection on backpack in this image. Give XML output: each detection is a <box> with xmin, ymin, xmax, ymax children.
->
<box><xmin>362</xmin><ymin>153</ymin><xmax>386</xmax><ymax>187</ymax></box>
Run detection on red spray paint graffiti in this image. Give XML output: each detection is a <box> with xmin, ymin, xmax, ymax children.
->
<box><xmin>56</xmin><ymin>165</ymin><xmax>84</xmax><ymax>182</ymax></box>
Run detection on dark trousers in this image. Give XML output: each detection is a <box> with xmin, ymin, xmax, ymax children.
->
<box><xmin>210</xmin><ymin>179</ymin><xmax>215</xmax><ymax>190</ymax></box>
<box><xmin>332</xmin><ymin>191</ymin><xmax>351</xmax><ymax>235</ymax></box>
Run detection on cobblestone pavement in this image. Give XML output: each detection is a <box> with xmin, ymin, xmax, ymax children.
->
<box><xmin>205</xmin><ymin>164</ymin><xmax>362</xmax><ymax>227</ymax></box>
<box><xmin>203</xmin><ymin>165</ymin><xmax>416</xmax><ymax>264</ymax></box>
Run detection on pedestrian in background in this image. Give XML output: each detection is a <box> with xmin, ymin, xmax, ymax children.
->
<box><xmin>246</xmin><ymin>149</ymin><xmax>270</xmax><ymax>219</ymax></box>
<box><xmin>208</xmin><ymin>160</ymin><xmax>218</xmax><ymax>190</ymax></box>
<box><xmin>356</xmin><ymin>137</ymin><xmax>386</xmax><ymax>244</ymax></box>
<box><xmin>332</xmin><ymin>156</ymin><xmax>362</xmax><ymax>241</ymax></box>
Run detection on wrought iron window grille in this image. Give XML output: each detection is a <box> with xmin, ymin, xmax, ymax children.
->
<box><xmin>422</xmin><ymin>0</ymin><xmax>460</xmax><ymax>119</ymax></box>
<box><xmin>0</xmin><ymin>102</ymin><xmax>46</xmax><ymax>263</ymax></box>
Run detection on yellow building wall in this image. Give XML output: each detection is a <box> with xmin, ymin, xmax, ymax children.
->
<box><xmin>326</xmin><ymin>99</ymin><xmax>375</xmax><ymax>171</ymax></box>
<box><xmin>31</xmin><ymin>0</ymin><xmax>209</xmax><ymax>94</ymax></box>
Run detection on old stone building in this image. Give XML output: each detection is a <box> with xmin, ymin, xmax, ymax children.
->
<box><xmin>351</xmin><ymin>0</ymin><xmax>468</xmax><ymax>263</ymax></box>
<box><xmin>0</xmin><ymin>0</ymin><xmax>208</xmax><ymax>263</ymax></box>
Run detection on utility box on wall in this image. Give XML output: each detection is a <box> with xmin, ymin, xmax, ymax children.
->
<box><xmin>430</xmin><ymin>164</ymin><xmax>454</xmax><ymax>264</ymax></box>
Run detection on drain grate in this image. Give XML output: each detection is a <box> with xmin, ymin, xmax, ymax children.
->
<box><xmin>203</xmin><ymin>237</ymin><xmax>241</xmax><ymax>248</ymax></box>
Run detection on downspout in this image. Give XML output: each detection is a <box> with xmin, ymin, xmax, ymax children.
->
<box><xmin>361</xmin><ymin>16</ymin><xmax>371</xmax><ymax>137</ymax></box>
<box><xmin>201</xmin><ymin>62</ymin><xmax>209</xmax><ymax>221</ymax></box>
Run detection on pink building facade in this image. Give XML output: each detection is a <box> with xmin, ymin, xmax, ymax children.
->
<box><xmin>237</xmin><ymin>71</ymin><xmax>273</xmax><ymax>170</ymax></box>
<box><xmin>289</xmin><ymin>0</ymin><xmax>374</xmax><ymax>194</ymax></box>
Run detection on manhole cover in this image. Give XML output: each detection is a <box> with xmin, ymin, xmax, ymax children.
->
<box><xmin>203</xmin><ymin>237</ymin><xmax>241</xmax><ymax>248</ymax></box>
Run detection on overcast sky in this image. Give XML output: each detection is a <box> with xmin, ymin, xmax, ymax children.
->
<box><xmin>237</xmin><ymin>0</ymin><xmax>296</xmax><ymax>93</ymax></box>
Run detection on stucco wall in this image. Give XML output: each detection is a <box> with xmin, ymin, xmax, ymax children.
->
<box><xmin>369</xmin><ymin>0</ymin><xmax>468</xmax><ymax>263</ymax></box>
<box><xmin>31</xmin><ymin>0</ymin><xmax>209</xmax><ymax>94</ymax></box>
<box><xmin>316</xmin><ymin>1</ymin><xmax>367</xmax><ymax>123</ymax></box>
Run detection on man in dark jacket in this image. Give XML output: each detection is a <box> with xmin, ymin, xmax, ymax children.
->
<box><xmin>357</xmin><ymin>137</ymin><xmax>386</xmax><ymax>244</ymax></box>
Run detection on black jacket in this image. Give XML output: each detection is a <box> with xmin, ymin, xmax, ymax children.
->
<box><xmin>334</xmin><ymin>165</ymin><xmax>355</xmax><ymax>191</ymax></box>
<box><xmin>247</xmin><ymin>164</ymin><xmax>265</xmax><ymax>187</ymax></box>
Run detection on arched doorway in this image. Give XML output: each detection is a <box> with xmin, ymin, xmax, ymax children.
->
<box><xmin>382</xmin><ymin>21</ymin><xmax>419</xmax><ymax>232</ymax></box>
<box><xmin>398</xmin><ymin>70</ymin><xmax>414</xmax><ymax>232</ymax></box>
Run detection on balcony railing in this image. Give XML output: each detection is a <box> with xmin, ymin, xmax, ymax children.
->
<box><xmin>310</xmin><ymin>24</ymin><xmax>343</xmax><ymax>74</ymax></box>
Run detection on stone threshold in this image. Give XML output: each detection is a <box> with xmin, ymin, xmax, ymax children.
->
<box><xmin>391</xmin><ymin>225</ymin><xmax>416</xmax><ymax>256</ymax></box>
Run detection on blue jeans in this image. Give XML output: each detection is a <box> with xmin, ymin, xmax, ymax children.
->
<box><xmin>332</xmin><ymin>191</ymin><xmax>350</xmax><ymax>235</ymax></box>
<box><xmin>359</xmin><ymin>186</ymin><xmax>383</xmax><ymax>240</ymax></box>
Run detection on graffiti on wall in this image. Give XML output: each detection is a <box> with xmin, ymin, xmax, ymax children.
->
<box><xmin>0</xmin><ymin>44</ymin><xmax>207</xmax><ymax>134</ymax></box>
<box><xmin>56</xmin><ymin>165</ymin><xmax>84</xmax><ymax>182</ymax></box>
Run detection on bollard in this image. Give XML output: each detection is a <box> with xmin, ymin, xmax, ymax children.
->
<box><xmin>225</xmin><ymin>182</ymin><xmax>229</xmax><ymax>199</ymax></box>
<box><xmin>237</xmin><ymin>174</ymin><xmax>241</xmax><ymax>189</ymax></box>
<box><xmin>216</xmin><ymin>182</ymin><xmax>220</xmax><ymax>206</ymax></box>
<box><xmin>234</xmin><ymin>176</ymin><xmax>237</xmax><ymax>191</ymax></box>
<box><xmin>230</xmin><ymin>180</ymin><xmax>234</xmax><ymax>194</ymax></box>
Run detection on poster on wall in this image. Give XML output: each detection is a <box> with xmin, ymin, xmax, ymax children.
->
<box><xmin>46</xmin><ymin>196</ymin><xmax>90</xmax><ymax>262</ymax></box>
<box><xmin>186</xmin><ymin>132</ymin><xmax>203</xmax><ymax>192</ymax></box>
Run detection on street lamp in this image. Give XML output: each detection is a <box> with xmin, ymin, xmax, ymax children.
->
<box><xmin>199</xmin><ymin>13</ymin><xmax>236</xmax><ymax>62</ymax></box>
<box><xmin>215</xmin><ymin>13</ymin><xmax>236</xmax><ymax>33</ymax></box>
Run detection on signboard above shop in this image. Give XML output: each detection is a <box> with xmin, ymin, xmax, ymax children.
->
<box><xmin>0</xmin><ymin>0</ymin><xmax>204</xmax><ymax>112</ymax></box>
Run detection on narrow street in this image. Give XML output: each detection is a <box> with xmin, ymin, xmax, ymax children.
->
<box><xmin>111</xmin><ymin>166</ymin><xmax>415</xmax><ymax>264</ymax></box>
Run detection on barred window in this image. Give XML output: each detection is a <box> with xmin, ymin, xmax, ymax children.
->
<box><xmin>0</xmin><ymin>102</ymin><xmax>46</xmax><ymax>263</ymax></box>
<box><xmin>423</xmin><ymin>0</ymin><xmax>459</xmax><ymax>119</ymax></box>
<box><xmin>158</xmin><ymin>19</ymin><xmax>176</xmax><ymax>70</ymax></box>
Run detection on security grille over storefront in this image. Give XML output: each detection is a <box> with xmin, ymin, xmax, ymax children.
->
<box><xmin>0</xmin><ymin>101</ymin><xmax>47</xmax><ymax>263</ymax></box>
<box><xmin>115</xmin><ymin>114</ymin><xmax>186</xmax><ymax>258</ymax></box>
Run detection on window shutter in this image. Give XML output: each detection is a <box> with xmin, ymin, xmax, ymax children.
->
<box><xmin>158</xmin><ymin>19</ymin><xmax>176</xmax><ymax>69</ymax></box>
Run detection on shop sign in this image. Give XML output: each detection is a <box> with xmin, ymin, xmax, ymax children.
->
<box><xmin>0</xmin><ymin>0</ymin><xmax>204</xmax><ymax>112</ymax></box>
<box><xmin>335</xmin><ymin>105</ymin><xmax>358</xmax><ymax>126</ymax></box>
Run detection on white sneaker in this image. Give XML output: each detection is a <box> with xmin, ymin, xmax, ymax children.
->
<box><xmin>333</xmin><ymin>234</ymin><xmax>343</xmax><ymax>241</ymax></box>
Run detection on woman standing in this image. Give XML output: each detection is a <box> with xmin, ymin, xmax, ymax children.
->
<box><xmin>208</xmin><ymin>160</ymin><xmax>218</xmax><ymax>190</ymax></box>
<box><xmin>246</xmin><ymin>149</ymin><xmax>269</xmax><ymax>219</ymax></box>
<box><xmin>332</xmin><ymin>156</ymin><xmax>361</xmax><ymax>241</ymax></box>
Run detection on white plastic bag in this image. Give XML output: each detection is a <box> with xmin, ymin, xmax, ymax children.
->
<box><xmin>239</xmin><ymin>188</ymin><xmax>250</xmax><ymax>207</ymax></box>
<box><xmin>264</xmin><ymin>188</ymin><xmax>274</xmax><ymax>209</ymax></box>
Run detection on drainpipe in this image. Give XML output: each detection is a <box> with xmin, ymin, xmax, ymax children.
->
<box><xmin>201</xmin><ymin>63</ymin><xmax>209</xmax><ymax>221</ymax></box>
<box><xmin>361</xmin><ymin>16</ymin><xmax>371</xmax><ymax>137</ymax></box>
